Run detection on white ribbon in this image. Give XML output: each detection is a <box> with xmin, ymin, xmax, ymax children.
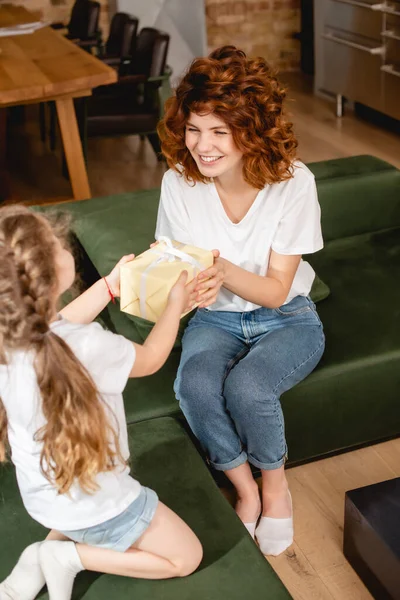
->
<box><xmin>140</xmin><ymin>237</ymin><xmax>204</xmax><ymax>319</ymax></box>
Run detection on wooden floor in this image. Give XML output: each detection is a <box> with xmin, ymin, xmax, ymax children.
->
<box><xmin>4</xmin><ymin>71</ymin><xmax>400</xmax><ymax>205</ymax></box>
<box><xmin>258</xmin><ymin>439</ymin><xmax>399</xmax><ymax>599</ymax></box>
<box><xmin>282</xmin><ymin>73</ymin><xmax>400</xmax><ymax>170</ymax></box>
<box><xmin>4</xmin><ymin>73</ymin><xmax>400</xmax><ymax>599</ymax></box>
<box><xmin>221</xmin><ymin>439</ymin><xmax>400</xmax><ymax>599</ymax></box>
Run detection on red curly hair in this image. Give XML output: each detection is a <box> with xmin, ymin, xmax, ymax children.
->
<box><xmin>158</xmin><ymin>46</ymin><xmax>298</xmax><ymax>189</ymax></box>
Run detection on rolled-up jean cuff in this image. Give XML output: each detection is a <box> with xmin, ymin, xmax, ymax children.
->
<box><xmin>247</xmin><ymin>454</ymin><xmax>286</xmax><ymax>471</ymax></box>
<box><xmin>210</xmin><ymin>450</ymin><xmax>248</xmax><ymax>471</ymax></box>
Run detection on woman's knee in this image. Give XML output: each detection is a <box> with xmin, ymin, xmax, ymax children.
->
<box><xmin>224</xmin><ymin>365</ymin><xmax>266</xmax><ymax>409</ymax></box>
<box><xmin>175</xmin><ymin>352</ymin><xmax>222</xmax><ymax>402</ymax></box>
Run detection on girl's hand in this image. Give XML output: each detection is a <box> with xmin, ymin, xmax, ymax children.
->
<box><xmin>168</xmin><ymin>271</ymin><xmax>198</xmax><ymax>314</ymax></box>
<box><xmin>105</xmin><ymin>254</ymin><xmax>135</xmax><ymax>297</ymax></box>
<box><xmin>195</xmin><ymin>250</ymin><xmax>226</xmax><ymax>308</ymax></box>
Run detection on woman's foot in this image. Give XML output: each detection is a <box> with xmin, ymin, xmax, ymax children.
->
<box><xmin>262</xmin><ymin>486</ymin><xmax>292</xmax><ymax>518</ymax></box>
<box><xmin>235</xmin><ymin>484</ymin><xmax>261</xmax><ymax>539</ymax></box>
<box><xmin>223</xmin><ymin>463</ymin><xmax>262</xmax><ymax>539</ymax></box>
<box><xmin>256</xmin><ymin>489</ymin><xmax>293</xmax><ymax>556</ymax></box>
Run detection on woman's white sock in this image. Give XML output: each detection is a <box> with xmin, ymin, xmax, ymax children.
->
<box><xmin>255</xmin><ymin>491</ymin><xmax>294</xmax><ymax>556</ymax></box>
<box><xmin>0</xmin><ymin>542</ymin><xmax>45</xmax><ymax>600</ymax></box>
<box><xmin>243</xmin><ymin>521</ymin><xmax>258</xmax><ymax>539</ymax></box>
<box><xmin>255</xmin><ymin>514</ymin><xmax>293</xmax><ymax>556</ymax></box>
<box><xmin>39</xmin><ymin>540</ymin><xmax>84</xmax><ymax>600</ymax></box>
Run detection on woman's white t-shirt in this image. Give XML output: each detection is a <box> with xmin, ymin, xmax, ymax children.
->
<box><xmin>155</xmin><ymin>162</ymin><xmax>323</xmax><ymax>312</ymax></box>
<box><xmin>0</xmin><ymin>318</ymin><xmax>139</xmax><ymax>531</ymax></box>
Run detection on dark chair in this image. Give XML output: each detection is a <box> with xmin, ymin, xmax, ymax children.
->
<box><xmin>51</xmin><ymin>0</ymin><xmax>102</xmax><ymax>54</ymax></box>
<box><xmin>39</xmin><ymin>15</ymin><xmax>139</xmax><ymax>153</ymax></box>
<box><xmin>100</xmin><ymin>13</ymin><xmax>139</xmax><ymax>67</ymax></box>
<box><xmin>39</xmin><ymin>0</ymin><xmax>103</xmax><ymax>150</ymax></box>
<box><xmin>126</xmin><ymin>27</ymin><xmax>167</xmax><ymax>76</ymax></box>
<box><xmin>86</xmin><ymin>28</ymin><xmax>171</xmax><ymax>159</ymax></box>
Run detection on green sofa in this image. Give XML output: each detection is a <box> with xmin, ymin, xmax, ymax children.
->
<box><xmin>44</xmin><ymin>154</ymin><xmax>400</xmax><ymax>465</ymax></box>
<box><xmin>0</xmin><ymin>417</ymin><xmax>290</xmax><ymax>599</ymax></box>
<box><xmin>1</xmin><ymin>155</ymin><xmax>399</xmax><ymax>599</ymax></box>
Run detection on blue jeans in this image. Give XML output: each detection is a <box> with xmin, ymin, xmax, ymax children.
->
<box><xmin>174</xmin><ymin>295</ymin><xmax>325</xmax><ymax>471</ymax></box>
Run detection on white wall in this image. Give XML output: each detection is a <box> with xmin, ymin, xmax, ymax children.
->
<box><xmin>115</xmin><ymin>0</ymin><xmax>207</xmax><ymax>82</ymax></box>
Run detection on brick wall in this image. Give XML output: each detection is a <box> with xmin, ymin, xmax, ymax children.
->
<box><xmin>205</xmin><ymin>0</ymin><xmax>301</xmax><ymax>71</ymax></box>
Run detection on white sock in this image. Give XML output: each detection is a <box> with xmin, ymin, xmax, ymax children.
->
<box><xmin>255</xmin><ymin>492</ymin><xmax>293</xmax><ymax>556</ymax></box>
<box><xmin>39</xmin><ymin>541</ymin><xmax>84</xmax><ymax>600</ymax></box>
<box><xmin>0</xmin><ymin>542</ymin><xmax>45</xmax><ymax>600</ymax></box>
<box><xmin>243</xmin><ymin>521</ymin><xmax>258</xmax><ymax>539</ymax></box>
<box><xmin>255</xmin><ymin>515</ymin><xmax>293</xmax><ymax>556</ymax></box>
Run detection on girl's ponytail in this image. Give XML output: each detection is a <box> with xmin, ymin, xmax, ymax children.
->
<box><xmin>0</xmin><ymin>205</ymin><xmax>124</xmax><ymax>494</ymax></box>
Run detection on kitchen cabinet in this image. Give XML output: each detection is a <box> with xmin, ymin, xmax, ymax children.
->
<box><xmin>314</xmin><ymin>0</ymin><xmax>400</xmax><ymax>119</ymax></box>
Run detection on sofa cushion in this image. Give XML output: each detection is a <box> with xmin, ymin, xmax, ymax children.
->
<box><xmin>308</xmin><ymin>155</ymin><xmax>400</xmax><ymax>242</ymax></box>
<box><xmin>0</xmin><ymin>418</ymin><xmax>291</xmax><ymax>600</ymax></box>
<box><xmin>283</xmin><ymin>227</ymin><xmax>400</xmax><ymax>463</ymax></box>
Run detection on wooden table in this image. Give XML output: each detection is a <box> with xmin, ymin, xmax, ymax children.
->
<box><xmin>0</xmin><ymin>4</ymin><xmax>117</xmax><ymax>201</ymax></box>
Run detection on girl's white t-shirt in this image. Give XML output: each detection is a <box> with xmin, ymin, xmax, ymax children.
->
<box><xmin>0</xmin><ymin>317</ymin><xmax>140</xmax><ymax>531</ymax></box>
<box><xmin>155</xmin><ymin>162</ymin><xmax>323</xmax><ymax>312</ymax></box>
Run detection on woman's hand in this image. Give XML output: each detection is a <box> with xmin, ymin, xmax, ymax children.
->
<box><xmin>105</xmin><ymin>253</ymin><xmax>135</xmax><ymax>297</ymax></box>
<box><xmin>195</xmin><ymin>250</ymin><xmax>227</xmax><ymax>308</ymax></box>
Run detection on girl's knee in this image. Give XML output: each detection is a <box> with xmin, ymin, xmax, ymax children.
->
<box><xmin>175</xmin><ymin>537</ymin><xmax>203</xmax><ymax>577</ymax></box>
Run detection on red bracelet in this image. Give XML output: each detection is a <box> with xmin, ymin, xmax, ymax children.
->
<box><xmin>103</xmin><ymin>277</ymin><xmax>116</xmax><ymax>304</ymax></box>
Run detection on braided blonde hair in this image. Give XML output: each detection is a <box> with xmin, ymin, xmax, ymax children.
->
<box><xmin>0</xmin><ymin>205</ymin><xmax>124</xmax><ymax>494</ymax></box>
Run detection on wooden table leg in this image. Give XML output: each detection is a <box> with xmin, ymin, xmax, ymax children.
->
<box><xmin>55</xmin><ymin>97</ymin><xmax>91</xmax><ymax>201</ymax></box>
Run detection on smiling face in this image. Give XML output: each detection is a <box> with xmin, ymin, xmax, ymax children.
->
<box><xmin>185</xmin><ymin>112</ymin><xmax>244</xmax><ymax>180</ymax></box>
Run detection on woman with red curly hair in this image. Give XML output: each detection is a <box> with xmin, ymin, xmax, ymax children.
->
<box><xmin>156</xmin><ymin>46</ymin><xmax>325</xmax><ymax>556</ymax></box>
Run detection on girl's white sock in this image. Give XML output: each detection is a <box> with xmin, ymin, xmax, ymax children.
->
<box><xmin>39</xmin><ymin>540</ymin><xmax>84</xmax><ymax>600</ymax></box>
<box><xmin>0</xmin><ymin>542</ymin><xmax>45</xmax><ymax>600</ymax></box>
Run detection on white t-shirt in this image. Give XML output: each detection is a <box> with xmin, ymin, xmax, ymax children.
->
<box><xmin>155</xmin><ymin>162</ymin><xmax>323</xmax><ymax>312</ymax></box>
<box><xmin>0</xmin><ymin>317</ymin><xmax>139</xmax><ymax>531</ymax></box>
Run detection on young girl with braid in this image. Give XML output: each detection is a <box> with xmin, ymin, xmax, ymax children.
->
<box><xmin>0</xmin><ymin>205</ymin><xmax>202</xmax><ymax>600</ymax></box>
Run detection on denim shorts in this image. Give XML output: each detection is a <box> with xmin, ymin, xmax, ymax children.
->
<box><xmin>59</xmin><ymin>486</ymin><xmax>159</xmax><ymax>552</ymax></box>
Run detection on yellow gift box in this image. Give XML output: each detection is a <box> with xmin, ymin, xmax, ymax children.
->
<box><xmin>120</xmin><ymin>237</ymin><xmax>214</xmax><ymax>322</ymax></box>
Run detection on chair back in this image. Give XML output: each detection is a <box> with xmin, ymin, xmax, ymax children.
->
<box><xmin>150</xmin><ymin>33</ymin><xmax>170</xmax><ymax>77</ymax></box>
<box><xmin>105</xmin><ymin>12</ymin><xmax>130</xmax><ymax>57</ymax></box>
<box><xmin>120</xmin><ymin>17</ymin><xmax>140</xmax><ymax>60</ymax></box>
<box><xmin>87</xmin><ymin>1</ymin><xmax>101</xmax><ymax>39</ymax></box>
<box><xmin>68</xmin><ymin>0</ymin><xmax>87</xmax><ymax>38</ymax></box>
<box><xmin>129</xmin><ymin>27</ymin><xmax>170</xmax><ymax>77</ymax></box>
<box><xmin>68</xmin><ymin>0</ymin><xmax>100</xmax><ymax>41</ymax></box>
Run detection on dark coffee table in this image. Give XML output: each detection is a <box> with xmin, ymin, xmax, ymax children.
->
<box><xmin>343</xmin><ymin>477</ymin><xmax>400</xmax><ymax>600</ymax></box>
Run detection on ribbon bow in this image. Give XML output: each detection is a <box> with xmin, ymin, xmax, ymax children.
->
<box><xmin>140</xmin><ymin>237</ymin><xmax>204</xmax><ymax>319</ymax></box>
